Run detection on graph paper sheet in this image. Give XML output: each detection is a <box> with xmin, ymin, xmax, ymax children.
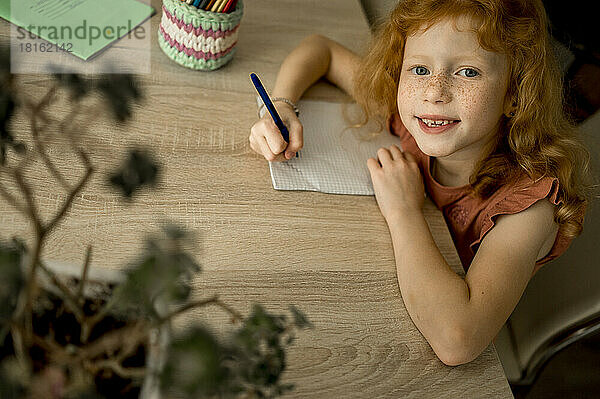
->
<box><xmin>268</xmin><ymin>100</ymin><xmax>403</xmax><ymax>195</ymax></box>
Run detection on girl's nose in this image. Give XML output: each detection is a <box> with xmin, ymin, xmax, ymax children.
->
<box><xmin>423</xmin><ymin>74</ymin><xmax>452</xmax><ymax>104</ymax></box>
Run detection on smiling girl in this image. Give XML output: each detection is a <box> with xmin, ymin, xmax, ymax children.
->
<box><xmin>248</xmin><ymin>0</ymin><xmax>593</xmax><ymax>365</ymax></box>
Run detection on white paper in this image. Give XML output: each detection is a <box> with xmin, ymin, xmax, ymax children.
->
<box><xmin>268</xmin><ymin>100</ymin><xmax>403</xmax><ymax>195</ymax></box>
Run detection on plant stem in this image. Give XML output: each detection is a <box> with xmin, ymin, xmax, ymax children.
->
<box><xmin>0</xmin><ymin>183</ymin><xmax>28</xmax><ymax>216</ymax></box>
<box><xmin>37</xmin><ymin>83</ymin><xmax>59</xmax><ymax>111</ymax></box>
<box><xmin>29</xmin><ymin>319</ymin><xmax>148</xmax><ymax>381</ymax></box>
<box><xmin>22</xmin><ymin>235</ymin><xmax>44</xmax><ymax>345</ymax></box>
<box><xmin>31</xmin><ymin>112</ymin><xmax>71</xmax><ymax>192</ymax></box>
<box><xmin>87</xmin><ymin>359</ymin><xmax>147</xmax><ymax>379</ymax></box>
<box><xmin>80</xmin><ymin>291</ymin><xmax>121</xmax><ymax>343</ymax></box>
<box><xmin>13</xmin><ymin>169</ymin><xmax>43</xmax><ymax>235</ymax></box>
<box><xmin>9</xmin><ymin>169</ymin><xmax>44</xmax><ymax>344</ymax></box>
<box><xmin>31</xmin><ymin>332</ymin><xmax>71</xmax><ymax>365</ymax></box>
<box><xmin>37</xmin><ymin>260</ymin><xmax>86</xmax><ymax>323</ymax></box>
<box><xmin>44</xmin><ymin>160</ymin><xmax>93</xmax><ymax>236</ymax></box>
<box><xmin>158</xmin><ymin>295</ymin><xmax>244</xmax><ymax>325</ymax></box>
<box><xmin>26</xmin><ymin>85</ymin><xmax>73</xmax><ymax>192</ymax></box>
<box><xmin>78</xmin><ymin>321</ymin><xmax>148</xmax><ymax>361</ymax></box>
<box><xmin>58</xmin><ymin>101</ymin><xmax>82</xmax><ymax>140</ymax></box>
<box><xmin>10</xmin><ymin>325</ymin><xmax>28</xmax><ymax>370</ymax></box>
<box><xmin>65</xmin><ymin>103</ymin><xmax>103</xmax><ymax>141</ymax></box>
<box><xmin>76</xmin><ymin>245</ymin><xmax>92</xmax><ymax>305</ymax></box>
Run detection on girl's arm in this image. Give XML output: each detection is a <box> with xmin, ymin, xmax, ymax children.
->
<box><xmin>367</xmin><ymin>147</ymin><xmax>559</xmax><ymax>366</ymax></box>
<box><xmin>388</xmin><ymin>198</ymin><xmax>558</xmax><ymax>366</ymax></box>
<box><xmin>271</xmin><ymin>34</ymin><xmax>361</xmax><ymax>103</ymax></box>
<box><xmin>249</xmin><ymin>35</ymin><xmax>360</xmax><ymax>162</ymax></box>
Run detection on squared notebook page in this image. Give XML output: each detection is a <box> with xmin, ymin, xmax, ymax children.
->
<box><xmin>268</xmin><ymin>100</ymin><xmax>403</xmax><ymax>195</ymax></box>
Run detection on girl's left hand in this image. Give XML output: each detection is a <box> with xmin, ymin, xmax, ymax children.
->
<box><xmin>366</xmin><ymin>145</ymin><xmax>425</xmax><ymax>222</ymax></box>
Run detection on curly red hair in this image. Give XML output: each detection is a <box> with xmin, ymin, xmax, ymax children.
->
<box><xmin>354</xmin><ymin>0</ymin><xmax>594</xmax><ymax>238</ymax></box>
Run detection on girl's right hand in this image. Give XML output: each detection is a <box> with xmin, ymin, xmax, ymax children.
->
<box><xmin>249</xmin><ymin>103</ymin><xmax>303</xmax><ymax>162</ymax></box>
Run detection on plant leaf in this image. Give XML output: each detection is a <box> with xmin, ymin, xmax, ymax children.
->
<box><xmin>109</xmin><ymin>149</ymin><xmax>159</xmax><ymax>199</ymax></box>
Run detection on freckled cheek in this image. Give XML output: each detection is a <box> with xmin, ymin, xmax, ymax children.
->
<box><xmin>455</xmin><ymin>84</ymin><xmax>503</xmax><ymax>118</ymax></box>
<box><xmin>454</xmin><ymin>85</ymin><xmax>478</xmax><ymax>115</ymax></box>
<box><xmin>397</xmin><ymin>79</ymin><xmax>420</xmax><ymax>110</ymax></box>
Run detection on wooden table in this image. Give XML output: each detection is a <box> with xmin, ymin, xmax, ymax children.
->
<box><xmin>0</xmin><ymin>0</ymin><xmax>513</xmax><ymax>397</ymax></box>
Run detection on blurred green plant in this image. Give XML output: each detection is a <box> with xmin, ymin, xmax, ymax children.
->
<box><xmin>0</xmin><ymin>45</ymin><xmax>312</xmax><ymax>398</ymax></box>
<box><xmin>109</xmin><ymin>149</ymin><xmax>160</xmax><ymax>199</ymax></box>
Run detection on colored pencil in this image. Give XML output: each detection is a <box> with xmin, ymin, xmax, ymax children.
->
<box><xmin>250</xmin><ymin>73</ymin><xmax>298</xmax><ymax>157</ymax></box>
<box><xmin>217</xmin><ymin>0</ymin><xmax>228</xmax><ymax>13</ymax></box>
<box><xmin>222</xmin><ymin>0</ymin><xmax>235</xmax><ymax>12</ymax></box>
<box><xmin>204</xmin><ymin>0</ymin><xmax>216</xmax><ymax>11</ymax></box>
<box><xmin>210</xmin><ymin>0</ymin><xmax>223</xmax><ymax>12</ymax></box>
<box><xmin>228</xmin><ymin>0</ymin><xmax>239</xmax><ymax>12</ymax></box>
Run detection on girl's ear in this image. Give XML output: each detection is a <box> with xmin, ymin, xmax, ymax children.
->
<box><xmin>504</xmin><ymin>99</ymin><xmax>517</xmax><ymax>118</ymax></box>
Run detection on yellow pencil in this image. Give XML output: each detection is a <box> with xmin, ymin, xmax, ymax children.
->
<box><xmin>210</xmin><ymin>0</ymin><xmax>224</xmax><ymax>12</ymax></box>
<box><xmin>217</xmin><ymin>0</ymin><xmax>228</xmax><ymax>13</ymax></box>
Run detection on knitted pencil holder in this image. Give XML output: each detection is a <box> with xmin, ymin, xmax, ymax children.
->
<box><xmin>158</xmin><ymin>0</ymin><xmax>243</xmax><ymax>71</ymax></box>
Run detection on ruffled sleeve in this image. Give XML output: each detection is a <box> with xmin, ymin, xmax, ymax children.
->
<box><xmin>469</xmin><ymin>176</ymin><xmax>578</xmax><ymax>276</ymax></box>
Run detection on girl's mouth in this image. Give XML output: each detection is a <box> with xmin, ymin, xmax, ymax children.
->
<box><xmin>416</xmin><ymin>116</ymin><xmax>461</xmax><ymax>135</ymax></box>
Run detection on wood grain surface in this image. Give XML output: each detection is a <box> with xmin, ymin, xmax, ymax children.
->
<box><xmin>0</xmin><ymin>0</ymin><xmax>513</xmax><ymax>397</ymax></box>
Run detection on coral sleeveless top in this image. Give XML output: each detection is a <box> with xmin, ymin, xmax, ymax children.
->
<box><xmin>388</xmin><ymin>113</ymin><xmax>577</xmax><ymax>277</ymax></box>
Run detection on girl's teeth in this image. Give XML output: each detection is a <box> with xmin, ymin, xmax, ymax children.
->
<box><xmin>421</xmin><ymin>118</ymin><xmax>454</xmax><ymax>127</ymax></box>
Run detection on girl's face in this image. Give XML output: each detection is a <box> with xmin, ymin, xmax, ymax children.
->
<box><xmin>397</xmin><ymin>17</ymin><xmax>510</xmax><ymax>161</ymax></box>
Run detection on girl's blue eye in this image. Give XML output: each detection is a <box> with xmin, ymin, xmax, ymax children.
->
<box><xmin>411</xmin><ymin>66</ymin><xmax>429</xmax><ymax>76</ymax></box>
<box><xmin>458</xmin><ymin>68</ymin><xmax>479</xmax><ymax>78</ymax></box>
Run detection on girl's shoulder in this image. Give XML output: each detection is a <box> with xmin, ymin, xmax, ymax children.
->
<box><xmin>473</xmin><ymin>173</ymin><xmax>582</xmax><ymax>275</ymax></box>
<box><xmin>477</xmin><ymin>172</ymin><xmax>561</xmax><ymax>230</ymax></box>
<box><xmin>498</xmin><ymin>173</ymin><xmax>562</xmax><ymax>209</ymax></box>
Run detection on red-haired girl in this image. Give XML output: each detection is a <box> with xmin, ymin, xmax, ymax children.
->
<box><xmin>248</xmin><ymin>0</ymin><xmax>593</xmax><ymax>365</ymax></box>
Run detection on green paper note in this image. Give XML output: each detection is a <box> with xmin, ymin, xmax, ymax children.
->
<box><xmin>0</xmin><ymin>0</ymin><xmax>155</xmax><ymax>60</ymax></box>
